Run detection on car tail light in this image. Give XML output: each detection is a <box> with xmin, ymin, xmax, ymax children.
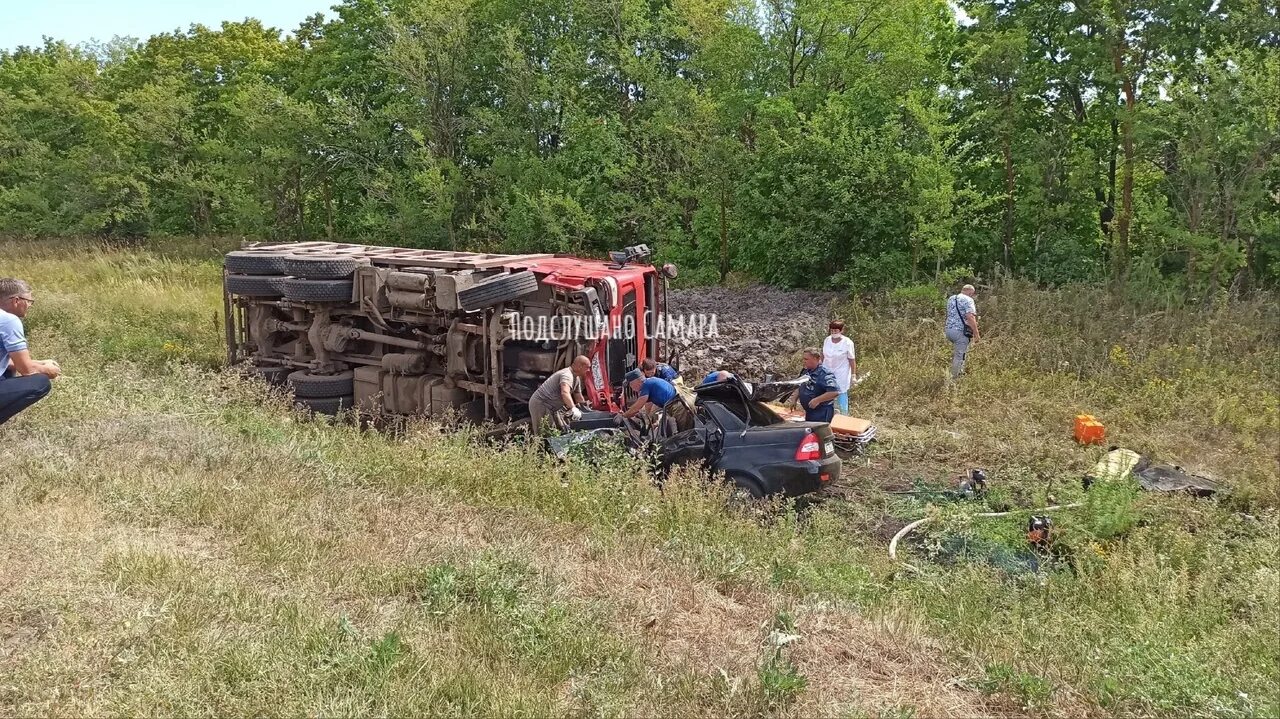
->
<box><xmin>795</xmin><ymin>432</ymin><xmax>821</xmax><ymax>461</ymax></box>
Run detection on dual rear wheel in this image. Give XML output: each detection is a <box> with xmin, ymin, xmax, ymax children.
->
<box><xmin>288</xmin><ymin>370</ymin><xmax>354</xmax><ymax>416</ymax></box>
<box><xmin>229</xmin><ymin>250</ymin><xmax>358</xmax><ymax>416</ymax></box>
<box><xmin>224</xmin><ymin>251</ymin><xmax>358</xmax><ymax>302</ymax></box>
<box><xmin>248</xmin><ymin>364</ymin><xmax>354</xmax><ymax>416</ymax></box>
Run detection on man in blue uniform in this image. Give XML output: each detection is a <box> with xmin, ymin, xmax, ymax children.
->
<box><xmin>700</xmin><ymin>370</ymin><xmax>733</xmax><ymax>385</ymax></box>
<box><xmin>618</xmin><ymin>368</ymin><xmax>677</xmax><ymax>422</ymax></box>
<box><xmin>795</xmin><ymin>348</ymin><xmax>839</xmax><ymax>423</ymax></box>
<box><xmin>640</xmin><ymin>357</ymin><xmax>679</xmax><ymax>382</ymax></box>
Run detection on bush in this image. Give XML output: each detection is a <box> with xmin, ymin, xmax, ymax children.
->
<box><xmin>887</xmin><ymin>283</ymin><xmax>946</xmax><ymax>314</ymax></box>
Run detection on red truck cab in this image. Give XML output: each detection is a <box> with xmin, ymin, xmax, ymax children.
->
<box><xmin>511</xmin><ymin>248</ymin><xmax>667</xmax><ymax>412</ymax></box>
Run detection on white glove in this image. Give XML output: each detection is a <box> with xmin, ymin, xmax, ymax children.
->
<box><xmin>570</xmin><ymin>406</ymin><xmax>583</xmax><ymax>421</ymax></box>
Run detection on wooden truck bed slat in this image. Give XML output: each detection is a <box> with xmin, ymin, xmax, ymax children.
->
<box><xmin>244</xmin><ymin>241</ymin><xmax>553</xmax><ymax>270</ymax></box>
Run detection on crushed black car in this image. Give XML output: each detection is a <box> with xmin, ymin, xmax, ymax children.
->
<box><xmin>551</xmin><ymin>376</ymin><xmax>840</xmax><ymax>498</ymax></box>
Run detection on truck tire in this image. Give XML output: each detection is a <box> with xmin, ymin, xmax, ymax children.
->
<box><xmin>283</xmin><ymin>254</ymin><xmax>365</xmax><ymax>280</ymax></box>
<box><xmin>295</xmin><ymin>395</ymin><xmax>354</xmax><ymax>416</ymax></box>
<box><xmin>283</xmin><ymin>278</ymin><xmax>354</xmax><ymax>303</ymax></box>
<box><xmin>457</xmin><ymin>270</ymin><xmax>538</xmax><ymax>311</ymax></box>
<box><xmin>226</xmin><ymin>273</ymin><xmax>286</xmax><ymax>298</ymax></box>
<box><xmin>225</xmin><ymin>251</ymin><xmax>290</xmax><ymax>275</ymax></box>
<box><xmin>288</xmin><ymin>370</ymin><xmax>355</xmax><ymax>399</ymax></box>
<box><xmin>252</xmin><ymin>364</ymin><xmax>291</xmax><ymax>386</ymax></box>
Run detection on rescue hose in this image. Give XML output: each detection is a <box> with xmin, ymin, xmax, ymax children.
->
<box><xmin>887</xmin><ymin>503</ymin><xmax>1084</xmax><ymax>563</ymax></box>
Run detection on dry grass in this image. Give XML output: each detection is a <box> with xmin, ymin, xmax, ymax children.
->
<box><xmin>839</xmin><ymin>281</ymin><xmax>1279</xmax><ymax>507</ymax></box>
<box><xmin>0</xmin><ymin>358</ymin><xmax>994</xmax><ymax>717</ymax></box>
<box><xmin>1</xmin><ymin>238</ymin><xmax>1277</xmax><ymax>717</ymax></box>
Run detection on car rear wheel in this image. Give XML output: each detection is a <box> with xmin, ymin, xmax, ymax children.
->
<box><xmin>726</xmin><ymin>473</ymin><xmax>765</xmax><ymax>504</ymax></box>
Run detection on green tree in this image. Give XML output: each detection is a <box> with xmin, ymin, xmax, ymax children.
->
<box><xmin>0</xmin><ymin>0</ymin><xmax>1274</xmax><ymax>296</ymax></box>
<box><xmin>0</xmin><ymin>41</ymin><xmax>146</xmax><ymax>236</ymax></box>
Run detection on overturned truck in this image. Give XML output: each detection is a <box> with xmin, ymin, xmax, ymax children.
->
<box><xmin>223</xmin><ymin>241</ymin><xmax>675</xmax><ymax>421</ymax></box>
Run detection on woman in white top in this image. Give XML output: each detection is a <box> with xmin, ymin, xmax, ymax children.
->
<box><xmin>822</xmin><ymin>321</ymin><xmax>856</xmax><ymax>415</ymax></box>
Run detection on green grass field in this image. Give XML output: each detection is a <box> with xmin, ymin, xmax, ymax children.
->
<box><xmin>2</xmin><ymin>238</ymin><xmax>1277</xmax><ymax>717</ymax></box>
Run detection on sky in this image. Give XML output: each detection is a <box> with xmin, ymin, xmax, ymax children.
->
<box><xmin>0</xmin><ymin>0</ymin><xmax>336</xmax><ymax>51</ymax></box>
<box><xmin>1</xmin><ymin>1</ymin><xmax>981</xmax><ymax>53</ymax></box>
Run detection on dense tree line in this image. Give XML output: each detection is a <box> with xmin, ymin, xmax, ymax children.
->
<box><xmin>1</xmin><ymin>0</ymin><xmax>1277</xmax><ymax>293</ymax></box>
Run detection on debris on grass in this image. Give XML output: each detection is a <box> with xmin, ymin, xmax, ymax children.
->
<box><xmin>1085</xmin><ymin>447</ymin><xmax>1227</xmax><ymax>497</ymax></box>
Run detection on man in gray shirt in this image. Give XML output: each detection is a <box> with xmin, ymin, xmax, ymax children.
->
<box><xmin>945</xmin><ymin>284</ymin><xmax>979</xmax><ymax>379</ymax></box>
<box><xmin>528</xmin><ymin>355</ymin><xmax>592</xmax><ymax>433</ymax></box>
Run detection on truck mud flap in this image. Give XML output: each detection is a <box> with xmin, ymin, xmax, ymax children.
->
<box><xmin>457</xmin><ymin>270</ymin><xmax>538</xmax><ymax>311</ymax></box>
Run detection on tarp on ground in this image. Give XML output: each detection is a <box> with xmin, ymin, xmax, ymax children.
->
<box><xmin>1085</xmin><ymin>448</ymin><xmax>1226</xmax><ymax>497</ymax></box>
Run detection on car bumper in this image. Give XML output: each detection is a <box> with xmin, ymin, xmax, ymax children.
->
<box><xmin>758</xmin><ymin>455</ymin><xmax>842</xmax><ymax>497</ymax></box>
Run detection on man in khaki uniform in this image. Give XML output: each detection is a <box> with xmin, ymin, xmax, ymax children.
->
<box><xmin>528</xmin><ymin>355</ymin><xmax>591</xmax><ymax>433</ymax></box>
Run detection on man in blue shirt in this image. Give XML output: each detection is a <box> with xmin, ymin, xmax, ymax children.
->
<box><xmin>618</xmin><ymin>368</ymin><xmax>677</xmax><ymax>422</ymax></box>
<box><xmin>794</xmin><ymin>348</ymin><xmax>839</xmax><ymax>423</ymax></box>
<box><xmin>0</xmin><ymin>278</ymin><xmax>60</xmax><ymax>426</ymax></box>
<box><xmin>700</xmin><ymin>370</ymin><xmax>733</xmax><ymax>385</ymax></box>
<box><xmin>640</xmin><ymin>357</ymin><xmax>679</xmax><ymax>382</ymax></box>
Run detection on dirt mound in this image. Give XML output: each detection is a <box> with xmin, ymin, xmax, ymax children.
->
<box><xmin>666</xmin><ymin>285</ymin><xmax>842</xmax><ymax>381</ymax></box>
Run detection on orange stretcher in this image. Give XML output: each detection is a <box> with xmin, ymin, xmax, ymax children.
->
<box><xmin>765</xmin><ymin>403</ymin><xmax>877</xmax><ymax>442</ymax></box>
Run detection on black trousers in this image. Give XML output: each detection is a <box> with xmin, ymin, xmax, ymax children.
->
<box><xmin>0</xmin><ymin>374</ymin><xmax>52</xmax><ymax>425</ymax></box>
<box><xmin>803</xmin><ymin>401</ymin><xmax>835</xmax><ymax>423</ymax></box>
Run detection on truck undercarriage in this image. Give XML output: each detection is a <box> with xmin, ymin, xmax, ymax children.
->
<box><xmin>224</xmin><ymin>241</ymin><xmax>666</xmax><ymax>422</ymax></box>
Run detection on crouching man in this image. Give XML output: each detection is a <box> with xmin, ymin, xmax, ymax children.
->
<box><xmin>0</xmin><ymin>278</ymin><xmax>60</xmax><ymax>426</ymax></box>
<box><xmin>617</xmin><ymin>369</ymin><xmax>676</xmax><ymax>424</ymax></box>
<box><xmin>528</xmin><ymin>355</ymin><xmax>591</xmax><ymax>434</ymax></box>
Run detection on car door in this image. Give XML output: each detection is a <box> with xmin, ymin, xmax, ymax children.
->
<box><xmin>656</xmin><ymin>395</ymin><xmax>712</xmax><ymax>472</ymax></box>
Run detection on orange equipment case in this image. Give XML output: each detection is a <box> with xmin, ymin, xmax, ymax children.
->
<box><xmin>1074</xmin><ymin>414</ymin><xmax>1106</xmax><ymax>445</ymax></box>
